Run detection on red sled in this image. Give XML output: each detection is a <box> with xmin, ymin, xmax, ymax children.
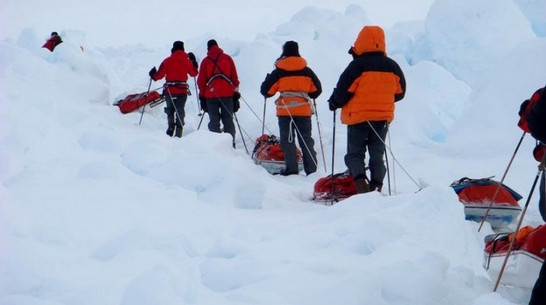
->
<box><xmin>312</xmin><ymin>171</ymin><xmax>357</xmax><ymax>204</ymax></box>
<box><xmin>251</xmin><ymin>134</ymin><xmax>303</xmax><ymax>174</ymax></box>
<box><xmin>114</xmin><ymin>91</ymin><xmax>163</xmax><ymax>114</ymax></box>
<box><xmin>484</xmin><ymin>225</ymin><xmax>546</xmax><ymax>288</ymax></box>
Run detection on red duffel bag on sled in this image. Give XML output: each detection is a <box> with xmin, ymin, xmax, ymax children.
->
<box><xmin>114</xmin><ymin>91</ymin><xmax>163</xmax><ymax>114</ymax></box>
<box><xmin>313</xmin><ymin>171</ymin><xmax>357</xmax><ymax>203</ymax></box>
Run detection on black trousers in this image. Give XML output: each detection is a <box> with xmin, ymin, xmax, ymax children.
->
<box><xmin>164</xmin><ymin>93</ymin><xmax>187</xmax><ymax>126</ymax></box>
<box><xmin>278</xmin><ymin>116</ymin><xmax>317</xmax><ymax>175</ymax></box>
<box><xmin>206</xmin><ymin>97</ymin><xmax>235</xmax><ymax>138</ymax></box>
<box><xmin>345</xmin><ymin>121</ymin><xmax>388</xmax><ymax>185</ymax></box>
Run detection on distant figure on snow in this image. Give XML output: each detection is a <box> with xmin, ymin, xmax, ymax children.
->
<box><xmin>197</xmin><ymin>39</ymin><xmax>240</xmax><ymax>148</ymax></box>
<box><xmin>260</xmin><ymin>41</ymin><xmax>322</xmax><ymax>176</ymax></box>
<box><xmin>149</xmin><ymin>41</ymin><xmax>198</xmax><ymax>138</ymax></box>
<box><xmin>42</xmin><ymin>32</ymin><xmax>63</xmax><ymax>52</ymax></box>
<box><xmin>327</xmin><ymin>25</ymin><xmax>406</xmax><ymax>194</ymax></box>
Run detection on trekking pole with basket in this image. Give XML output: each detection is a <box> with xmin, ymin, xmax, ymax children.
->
<box><xmin>313</xmin><ymin>99</ymin><xmax>328</xmax><ymax>173</ymax></box>
<box><xmin>138</xmin><ymin>77</ymin><xmax>153</xmax><ymax>125</ymax></box>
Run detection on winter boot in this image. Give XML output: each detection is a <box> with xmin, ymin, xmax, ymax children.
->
<box><xmin>354</xmin><ymin>176</ymin><xmax>371</xmax><ymax>194</ymax></box>
<box><xmin>166</xmin><ymin>114</ymin><xmax>175</xmax><ymax>137</ymax></box>
<box><xmin>175</xmin><ymin>122</ymin><xmax>183</xmax><ymax>138</ymax></box>
<box><xmin>369</xmin><ymin>181</ymin><xmax>383</xmax><ymax>192</ymax></box>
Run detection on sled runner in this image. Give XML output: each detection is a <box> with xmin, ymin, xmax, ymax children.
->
<box><xmin>251</xmin><ymin>134</ymin><xmax>303</xmax><ymax>175</ymax></box>
<box><xmin>484</xmin><ymin>225</ymin><xmax>546</xmax><ymax>288</ymax></box>
<box><xmin>312</xmin><ymin>171</ymin><xmax>357</xmax><ymax>203</ymax></box>
<box><xmin>450</xmin><ymin>177</ymin><xmax>522</xmax><ymax>229</ymax></box>
<box><xmin>114</xmin><ymin>91</ymin><xmax>163</xmax><ymax>114</ymax></box>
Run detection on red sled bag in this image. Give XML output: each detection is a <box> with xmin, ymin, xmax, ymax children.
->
<box><xmin>114</xmin><ymin>91</ymin><xmax>162</xmax><ymax>114</ymax></box>
<box><xmin>313</xmin><ymin>171</ymin><xmax>357</xmax><ymax>203</ymax></box>
<box><xmin>252</xmin><ymin>134</ymin><xmax>303</xmax><ymax>174</ymax></box>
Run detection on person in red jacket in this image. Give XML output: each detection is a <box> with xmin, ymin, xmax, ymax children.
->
<box><xmin>149</xmin><ymin>41</ymin><xmax>198</xmax><ymax>137</ymax></box>
<box><xmin>197</xmin><ymin>39</ymin><xmax>240</xmax><ymax>147</ymax></box>
<box><xmin>328</xmin><ymin>25</ymin><xmax>406</xmax><ymax>193</ymax></box>
<box><xmin>42</xmin><ymin>32</ymin><xmax>63</xmax><ymax>52</ymax></box>
<box><xmin>260</xmin><ymin>41</ymin><xmax>322</xmax><ymax>176</ymax></box>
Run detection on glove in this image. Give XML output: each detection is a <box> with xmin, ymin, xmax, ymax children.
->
<box><xmin>328</xmin><ymin>100</ymin><xmax>338</xmax><ymax>111</ymax></box>
<box><xmin>199</xmin><ymin>96</ymin><xmax>207</xmax><ymax>113</ymax></box>
<box><xmin>233</xmin><ymin>92</ymin><xmax>241</xmax><ymax>112</ymax></box>
<box><xmin>149</xmin><ymin>66</ymin><xmax>157</xmax><ymax>78</ymax></box>
<box><xmin>188</xmin><ymin>52</ymin><xmax>198</xmax><ymax>69</ymax></box>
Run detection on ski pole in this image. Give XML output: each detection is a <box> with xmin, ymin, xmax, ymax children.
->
<box><xmin>478</xmin><ymin>131</ymin><xmax>527</xmax><ymax>232</ymax></box>
<box><xmin>494</xmin><ymin>151</ymin><xmax>546</xmax><ymax>291</ymax></box>
<box><xmin>138</xmin><ymin>77</ymin><xmax>153</xmax><ymax>125</ymax></box>
<box><xmin>330</xmin><ymin>110</ymin><xmax>337</xmax><ymax>206</ymax></box>
<box><xmin>262</xmin><ymin>97</ymin><xmax>267</xmax><ymax>135</ymax></box>
<box><xmin>385</xmin><ymin>123</ymin><xmax>392</xmax><ymax>195</ymax></box>
<box><xmin>313</xmin><ymin>99</ymin><xmax>328</xmax><ymax>173</ymax></box>
<box><xmin>193</xmin><ymin>77</ymin><xmax>202</xmax><ymax>116</ymax></box>
<box><xmin>197</xmin><ymin>110</ymin><xmax>206</xmax><ymax>130</ymax></box>
<box><xmin>234</xmin><ymin>112</ymin><xmax>249</xmax><ymax>155</ymax></box>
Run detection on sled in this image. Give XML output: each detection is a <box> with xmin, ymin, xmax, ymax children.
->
<box><xmin>450</xmin><ymin>177</ymin><xmax>522</xmax><ymax>229</ymax></box>
<box><xmin>114</xmin><ymin>91</ymin><xmax>163</xmax><ymax>114</ymax></box>
<box><xmin>312</xmin><ymin>171</ymin><xmax>357</xmax><ymax>204</ymax></box>
<box><xmin>251</xmin><ymin>134</ymin><xmax>303</xmax><ymax>175</ymax></box>
<box><xmin>483</xmin><ymin>225</ymin><xmax>546</xmax><ymax>288</ymax></box>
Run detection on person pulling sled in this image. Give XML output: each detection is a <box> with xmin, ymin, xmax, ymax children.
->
<box><xmin>260</xmin><ymin>41</ymin><xmax>322</xmax><ymax>176</ymax></box>
<box><xmin>149</xmin><ymin>40</ymin><xmax>198</xmax><ymax>138</ymax></box>
<box><xmin>197</xmin><ymin>39</ymin><xmax>240</xmax><ymax>147</ymax></box>
<box><xmin>327</xmin><ymin>25</ymin><xmax>406</xmax><ymax>193</ymax></box>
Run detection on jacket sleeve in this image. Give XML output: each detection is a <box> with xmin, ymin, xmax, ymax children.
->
<box><xmin>393</xmin><ymin>61</ymin><xmax>406</xmax><ymax>102</ymax></box>
<box><xmin>228</xmin><ymin>56</ymin><xmax>240</xmax><ymax>88</ymax></box>
<box><xmin>197</xmin><ymin>58</ymin><xmax>208</xmax><ymax>95</ymax></box>
<box><xmin>260</xmin><ymin>70</ymin><xmax>280</xmax><ymax>97</ymax></box>
<box><xmin>154</xmin><ymin>59</ymin><xmax>168</xmax><ymax>81</ymax></box>
<box><xmin>307</xmin><ymin>67</ymin><xmax>322</xmax><ymax>99</ymax></box>
<box><xmin>328</xmin><ymin>61</ymin><xmax>360</xmax><ymax>108</ymax></box>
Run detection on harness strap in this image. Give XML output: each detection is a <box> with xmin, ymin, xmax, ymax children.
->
<box><xmin>279</xmin><ymin>91</ymin><xmax>311</xmax><ymax>100</ymax></box>
<box><xmin>205</xmin><ymin>54</ymin><xmax>233</xmax><ymax>89</ymax></box>
<box><xmin>164</xmin><ymin>81</ymin><xmax>191</xmax><ymax>94</ymax></box>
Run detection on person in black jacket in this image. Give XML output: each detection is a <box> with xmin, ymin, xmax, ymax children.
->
<box><xmin>260</xmin><ymin>41</ymin><xmax>322</xmax><ymax>176</ymax></box>
<box><xmin>327</xmin><ymin>25</ymin><xmax>405</xmax><ymax>193</ymax></box>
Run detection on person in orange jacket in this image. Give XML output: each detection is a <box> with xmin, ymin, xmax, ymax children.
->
<box><xmin>197</xmin><ymin>39</ymin><xmax>240</xmax><ymax>146</ymax></box>
<box><xmin>260</xmin><ymin>41</ymin><xmax>322</xmax><ymax>176</ymax></box>
<box><xmin>328</xmin><ymin>25</ymin><xmax>406</xmax><ymax>193</ymax></box>
<box><xmin>42</xmin><ymin>32</ymin><xmax>63</xmax><ymax>52</ymax></box>
<box><xmin>149</xmin><ymin>41</ymin><xmax>198</xmax><ymax>137</ymax></box>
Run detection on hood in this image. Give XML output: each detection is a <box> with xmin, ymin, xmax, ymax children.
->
<box><xmin>275</xmin><ymin>56</ymin><xmax>307</xmax><ymax>71</ymax></box>
<box><xmin>352</xmin><ymin>25</ymin><xmax>386</xmax><ymax>56</ymax></box>
<box><xmin>207</xmin><ymin>45</ymin><xmax>224</xmax><ymax>58</ymax></box>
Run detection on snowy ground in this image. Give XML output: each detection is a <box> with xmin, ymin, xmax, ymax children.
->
<box><xmin>2</xmin><ymin>0</ymin><xmax>546</xmax><ymax>304</ymax></box>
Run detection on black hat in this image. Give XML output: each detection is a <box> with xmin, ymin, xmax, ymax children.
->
<box><xmin>51</xmin><ymin>32</ymin><xmax>58</xmax><ymax>36</ymax></box>
<box><xmin>281</xmin><ymin>41</ymin><xmax>300</xmax><ymax>57</ymax></box>
<box><xmin>171</xmin><ymin>41</ymin><xmax>184</xmax><ymax>53</ymax></box>
<box><xmin>207</xmin><ymin>39</ymin><xmax>218</xmax><ymax>50</ymax></box>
